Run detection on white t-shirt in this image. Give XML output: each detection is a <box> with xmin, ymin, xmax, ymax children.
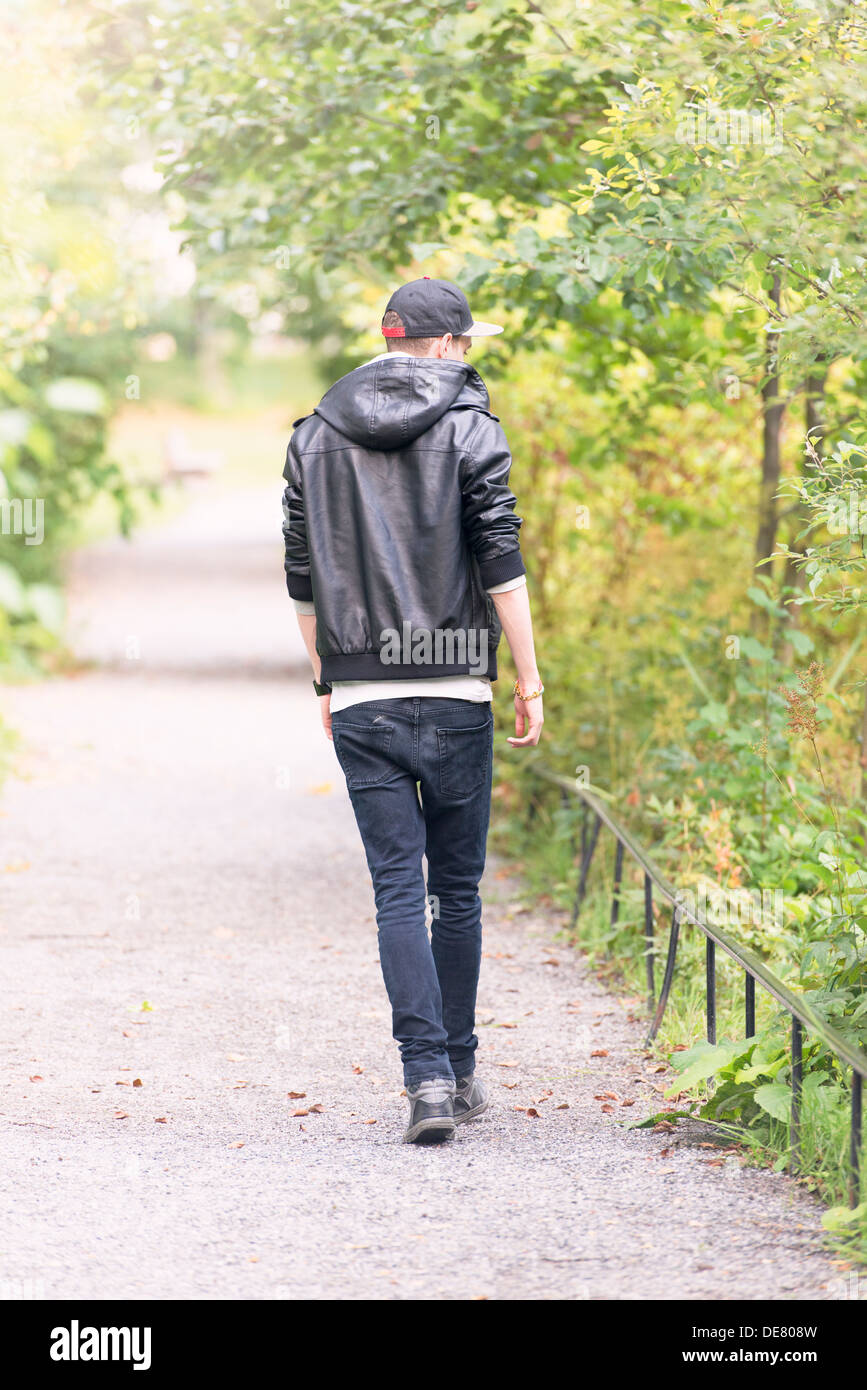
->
<box><xmin>292</xmin><ymin>350</ymin><xmax>524</xmax><ymax>713</ymax></box>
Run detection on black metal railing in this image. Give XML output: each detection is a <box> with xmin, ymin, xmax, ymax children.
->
<box><xmin>531</xmin><ymin>763</ymin><xmax>867</xmax><ymax>1207</ymax></box>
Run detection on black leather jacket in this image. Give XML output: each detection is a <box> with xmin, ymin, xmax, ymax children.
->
<box><xmin>282</xmin><ymin>355</ymin><xmax>525</xmax><ymax>685</ymax></box>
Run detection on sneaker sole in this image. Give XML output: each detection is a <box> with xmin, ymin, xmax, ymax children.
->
<box><xmin>453</xmin><ymin>1097</ymin><xmax>491</xmax><ymax>1126</ymax></box>
<box><xmin>404</xmin><ymin>1116</ymin><xmax>456</xmax><ymax>1144</ymax></box>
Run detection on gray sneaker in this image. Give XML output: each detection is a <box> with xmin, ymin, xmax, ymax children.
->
<box><xmin>404</xmin><ymin>1078</ymin><xmax>456</xmax><ymax>1144</ymax></box>
<box><xmin>453</xmin><ymin>1075</ymin><xmax>490</xmax><ymax>1125</ymax></box>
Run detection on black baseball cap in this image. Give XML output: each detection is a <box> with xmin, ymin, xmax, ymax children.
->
<box><xmin>382</xmin><ymin>277</ymin><xmax>503</xmax><ymax>340</ymax></box>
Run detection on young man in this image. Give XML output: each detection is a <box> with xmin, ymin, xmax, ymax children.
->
<box><xmin>282</xmin><ymin>277</ymin><xmax>543</xmax><ymax>1144</ymax></box>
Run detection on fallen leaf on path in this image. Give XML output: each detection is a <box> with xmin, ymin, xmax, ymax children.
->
<box><xmin>364</xmin><ymin>1119</ymin><xmax>377</xmax><ymax>1125</ymax></box>
<box><xmin>114</xmin><ymin>1110</ymin><xmax>129</xmax><ymax>1119</ymax></box>
<box><xmin>229</xmin><ymin>1141</ymin><xmax>244</xmax><ymax>1149</ymax></box>
<box><xmin>600</xmin><ymin>1105</ymin><xmax>614</xmax><ymax>1114</ymax></box>
<box><xmin>621</xmin><ymin>1099</ymin><xmax>635</xmax><ymax>1107</ymax></box>
<box><xmin>542</xmin><ymin>958</ymin><xmax>559</xmax><ymax>966</ymax></box>
<box><xmin>590</xmin><ymin>1050</ymin><xmax>609</xmax><ymax>1058</ymax></box>
<box><xmin>514</xmin><ymin>1107</ymin><xmax>541</xmax><ymax>1118</ymax></box>
<box><xmin>495</xmin><ymin>1022</ymin><xmax>517</xmax><ymax>1029</ymax></box>
<box><xmin>287</xmin><ymin>1091</ymin><xmax>306</xmax><ymax>1099</ymax></box>
<box><xmin>653</xmin><ymin>1120</ymin><xmax>675</xmax><ymax>1132</ymax></box>
<box><xmin>308</xmin><ymin>1104</ymin><xmax>324</xmax><ymax>1114</ymax></box>
<box><xmin>502</xmin><ymin>1083</ymin><xmax>518</xmax><ymax>1089</ymax></box>
<box><xmin>121</xmin><ymin>1031</ymin><xmax>133</xmax><ymax>1038</ymax></box>
<box><xmin>291</xmin><ymin>1109</ymin><xmax>309</xmax><ymax>1117</ymax></box>
<box><xmin>226</xmin><ymin>1054</ymin><xmax>246</xmax><ymax>1063</ymax></box>
<box><xmin>29</xmin><ymin>1075</ymin><xmax>43</xmax><ymax>1082</ymax></box>
<box><xmin>352</xmin><ymin>1065</ymin><xmax>364</xmax><ymax>1074</ymax></box>
<box><xmin>556</xmin><ymin>1103</ymin><xmax>569</xmax><ymax>1110</ymax></box>
<box><xmin>132</xmin><ymin>1079</ymin><xmax>142</xmax><ymax>1088</ymax></box>
<box><xmin>494</xmin><ymin>1061</ymin><xmax>518</xmax><ymax>1068</ymax></box>
<box><xmin>154</xmin><ymin>1117</ymin><xmax>167</xmax><ymax>1123</ymax></box>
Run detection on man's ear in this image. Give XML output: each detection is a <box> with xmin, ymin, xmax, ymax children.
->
<box><xmin>436</xmin><ymin>333</ymin><xmax>453</xmax><ymax>358</ymax></box>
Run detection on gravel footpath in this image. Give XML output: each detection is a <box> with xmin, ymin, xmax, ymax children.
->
<box><xmin>0</xmin><ymin>485</ymin><xmax>844</xmax><ymax>1301</ymax></box>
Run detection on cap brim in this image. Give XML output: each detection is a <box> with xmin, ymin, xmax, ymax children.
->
<box><xmin>464</xmin><ymin>320</ymin><xmax>503</xmax><ymax>337</ymax></box>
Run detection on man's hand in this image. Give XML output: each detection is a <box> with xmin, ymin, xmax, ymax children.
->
<box><xmin>320</xmin><ymin>692</ymin><xmax>332</xmax><ymax>742</ymax></box>
<box><xmin>507</xmin><ymin>691</ymin><xmax>543</xmax><ymax>747</ymax></box>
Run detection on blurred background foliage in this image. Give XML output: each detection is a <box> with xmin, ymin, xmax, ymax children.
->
<box><xmin>3</xmin><ymin>0</ymin><xmax>867</xmax><ymax>1234</ymax></box>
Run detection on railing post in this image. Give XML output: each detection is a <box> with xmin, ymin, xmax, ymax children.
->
<box><xmin>643</xmin><ymin>872</ymin><xmax>655</xmax><ymax>1010</ymax></box>
<box><xmin>745</xmin><ymin>972</ymin><xmax>756</xmax><ymax>1039</ymax></box>
<box><xmin>706</xmin><ymin>938</ymin><xmax>716</xmax><ymax>1045</ymax></box>
<box><xmin>790</xmin><ymin>1017</ymin><xmax>803</xmax><ymax>1172</ymax></box>
<box><xmin>609</xmin><ymin>839</ymin><xmax>624</xmax><ymax>941</ymax></box>
<box><xmin>571</xmin><ymin>812</ymin><xmax>601</xmax><ymax>930</ymax></box>
<box><xmin>850</xmin><ymin>1071</ymin><xmax>863</xmax><ymax>1208</ymax></box>
<box><xmin>646</xmin><ymin>900</ymin><xmax>681</xmax><ymax>1044</ymax></box>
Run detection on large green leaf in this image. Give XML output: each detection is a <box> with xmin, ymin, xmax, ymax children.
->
<box><xmin>753</xmin><ymin>1083</ymin><xmax>792</xmax><ymax>1124</ymax></box>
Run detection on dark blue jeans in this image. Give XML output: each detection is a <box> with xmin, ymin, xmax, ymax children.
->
<box><xmin>331</xmin><ymin>697</ymin><xmax>494</xmax><ymax>1088</ymax></box>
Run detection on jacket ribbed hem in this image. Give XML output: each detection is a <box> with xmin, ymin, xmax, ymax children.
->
<box><xmin>478</xmin><ymin>548</ymin><xmax>525</xmax><ymax>588</ymax></box>
<box><xmin>320</xmin><ymin>652</ymin><xmax>500</xmax><ymax>683</ymax></box>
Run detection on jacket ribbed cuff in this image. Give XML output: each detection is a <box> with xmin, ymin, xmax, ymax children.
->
<box><xmin>478</xmin><ymin>549</ymin><xmax>525</xmax><ymax>589</ymax></box>
<box><xmin>286</xmin><ymin>571</ymin><xmax>314</xmax><ymax>602</ymax></box>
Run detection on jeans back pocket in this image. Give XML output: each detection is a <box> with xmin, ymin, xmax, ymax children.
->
<box><xmin>436</xmin><ymin>715</ymin><xmax>492</xmax><ymax>798</ymax></box>
<box><xmin>332</xmin><ymin>719</ymin><xmax>395</xmax><ymax>789</ymax></box>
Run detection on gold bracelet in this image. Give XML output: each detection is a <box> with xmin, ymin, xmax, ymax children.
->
<box><xmin>514</xmin><ymin>679</ymin><xmax>544</xmax><ymax>701</ymax></box>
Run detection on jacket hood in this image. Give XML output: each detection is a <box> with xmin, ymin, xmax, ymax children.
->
<box><xmin>311</xmin><ymin>357</ymin><xmax>492</xmax><ymax>450</ymax></box>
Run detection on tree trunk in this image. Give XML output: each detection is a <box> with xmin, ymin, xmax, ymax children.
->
<box><xmin>755</xmin><ymin>273</ymin><xmax>784</xmax><ymax>569</ymax></box>
<box><xmin>192</xmin><ymin>292</ymin><xmax>226</xmax><ymax>404</ymax></box>
<box><xmin>805</xmin><ymin>368</ymin><xmax>827</xmax><ymax>454</ymax></box>
<box><xmin>860</xmin><ymin>680</ymin><xmax>867</xmax><ymax>803</ymax></box>
<box><xmin>781</xmin><ymin>365</ymin><xmax>827</xmax><ymax>662</ymax></box>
